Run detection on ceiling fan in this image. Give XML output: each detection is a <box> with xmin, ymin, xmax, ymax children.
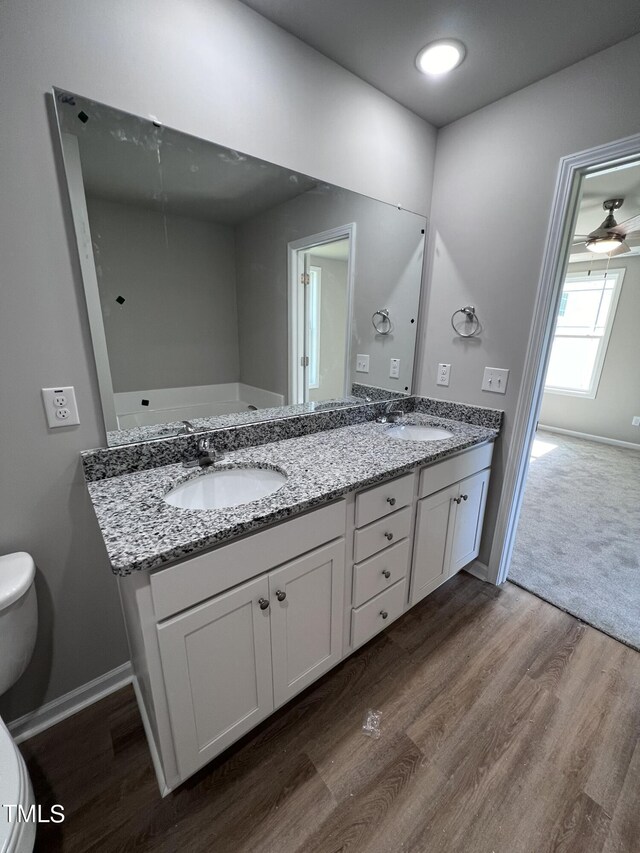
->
<box><xmin>572</xmin><ymin>198</ymin><xmax>640</xmax><ymax>256</ymax></box>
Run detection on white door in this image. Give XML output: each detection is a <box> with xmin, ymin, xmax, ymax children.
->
<box><xmin>157</xmin><ymin>575</ymin><xmax>274</xmax><ymax>780</ymax></box>
<box><xmin>269</xmin><ymin>541</ymin><xmax>345</xmax><ymax>707</ymax></box>
<box><xmin>447</xmin><ymin>468</ymin><xmax>491</xmax><ymax>575</ymax></box>
<box><xmin>410</xmin><ymin>483</ymin><xmax>458</xmax><ymax>606</ymax></box>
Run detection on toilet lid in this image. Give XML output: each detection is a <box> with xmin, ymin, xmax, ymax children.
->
<box><xmin>0</xmin><ymin>553</ymin><xmax>36</xmax><ymax>611</ymax></box>
<box><xmin>0</xmin><ymin>717</ymin><xmax>27</xmax><ymax>851</ymax></box>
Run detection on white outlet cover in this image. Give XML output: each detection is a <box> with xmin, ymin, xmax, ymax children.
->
<box><xmin>389</xmin><ymin>358</ymin><xmax>400</xmax><ymax>378</ymax></box>
<box><xmin>437</xmin><ymin>363</ymin><xmax>451</xmax><ymax>387</ymax></box>
<box><xmin>42</xmin><ymin>386</ymin><xmax>80</xmax><ymax>428</ymax></box>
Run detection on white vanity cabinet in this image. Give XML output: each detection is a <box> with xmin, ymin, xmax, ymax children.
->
<box><xmin>117</xmin><ymin>440</ymin><xmax>495</xmax><ymax>795</ymax></box>
<box><xmin>156</xmin><ymin>539</ymin><xmax>345</xmax><ymax>780</ymax></box>
<box><xmin>410</xmin><ymin>443</ymin><xmax>492</xmax><ymax>606</ymax></box>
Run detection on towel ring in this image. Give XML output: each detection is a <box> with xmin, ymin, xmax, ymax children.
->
<box><xmin>451</xmin><ymin>305</ymin><xmax>481</xmax><ymax>338</ymax></box>
<box><xmin>372</xmin><ymin>308</ymin><xmax>392</xmax><ymax>335</ymax></box>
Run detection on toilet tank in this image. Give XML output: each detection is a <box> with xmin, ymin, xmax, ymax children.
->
<box><xmin>0</xmin><ymin>553</ymin><xmax>38</xmax><ymax>697</ymax></box>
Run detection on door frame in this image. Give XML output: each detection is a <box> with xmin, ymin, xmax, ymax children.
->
<box><xmin>489</xmin><ymin>132</ymin><xmax>640</xmax><ymax>585</ymax></box>
<box><xmin>287</xmin><ymin>223</ymin><xmax>356</xmax><ymax>405</ymax></box>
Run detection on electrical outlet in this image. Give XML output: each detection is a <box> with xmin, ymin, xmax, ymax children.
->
<box><xmin>482</xmin><ymin>367</ymin><xmax>509</xmax><ymax>394</ymax></box>
<box><xmin>437</xmin><ymin>363</ymin><xmax>451</xmax><ymax>387</ymax></box>
<box><xmin>356</xmin><ymin>354</ymin><xmax>370</xmax><ymax>374</ymax></box>
<box><xmin>42</xmin><ymin>386</ymin><xmax>80</xmax><ymax>428</ymax></box>
<box><xmin>389</xmin><ymin>358</ymin><xmax>400</xmax><ymax>379</ymax></box>
<box><xmin>632</xmin><ymin>416</ymin><xmax>640</xmax><ymax>427</ymax></box>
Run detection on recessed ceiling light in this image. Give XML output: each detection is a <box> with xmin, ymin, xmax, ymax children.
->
<box><xmin>416</xmin><ymin>39</ymin><xmax>466</xmax><ymax>76</ymax></box>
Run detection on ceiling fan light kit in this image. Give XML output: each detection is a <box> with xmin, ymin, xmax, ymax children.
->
<box><xmin>574</xmin><ymin>197</ymin><xmax>640</xmax><ymax>257</ymax></box>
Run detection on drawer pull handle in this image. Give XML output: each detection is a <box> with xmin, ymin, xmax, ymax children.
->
<box><xmin>461</xmin><ymin>494</ymin><xmax>468</xmax><ymax>501</ymax></box>
<box><xmin>380</xmin><ymin>610</ymin><xmax>389</xmax><ymax>620</ymax></box>
<box><xmin>382</xmin><ymin>569</ymin><xmax>391</xmax><ymax>579</ymax></box>
<box><xmin>384</xmin><ymin>532</ymin><xmax>394</xmax><ymax>541</ymax></box>
<box><xmin>275</xmin><ymin>589</ymin><xmax>287</xmax><ymax>602</ymax></box>
<box><xmin>258</xmin><ymin>598</ymin><xmax>270</xmax><ymax>610</ymax></box>
<box><xmin>386</xmin><ymin>497</ymin><xmax>396</xmax><ymax>506</ymax></box>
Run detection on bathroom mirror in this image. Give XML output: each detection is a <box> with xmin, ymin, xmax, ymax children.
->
<box><xmin>53</xmin><ymin>89</ymin><xmax>426</xmax><ymax>446</ymax></box>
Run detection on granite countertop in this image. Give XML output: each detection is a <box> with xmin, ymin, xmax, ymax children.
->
<box><xmin>88</xmin><ymin>413</ymin><xmax>498</xmax><ymax>576</ymax></box>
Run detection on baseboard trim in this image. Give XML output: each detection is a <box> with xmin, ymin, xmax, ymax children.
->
<box><xmin>538</xmin><ymin>424</ymin><xmax>640</xmax><ymax>451</ymax></box>
<box><xmin>464</xmin><ymin>560</ymin><xmax>490</xmax><ymax>582</ymax></box>
<box><xmin>8</xmin><ymin>661</ymin><xmax>132</xmax><ymax>744</ymax></box>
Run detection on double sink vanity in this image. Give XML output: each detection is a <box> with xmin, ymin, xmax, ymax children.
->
<box><xmin>54</xmin><ymin>85</ymin><xmax>503</xmax><ymax>796</ymax></box>
<box><xmin>83</xmin><ymin>398</ymin><xmax>502</xmax><ymax>794</ymax></box>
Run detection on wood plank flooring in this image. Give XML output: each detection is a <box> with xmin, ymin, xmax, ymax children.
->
<box><xmin>20</xmin><ymin>574</ymin><xmax>640</xmax><ymax>852</ymax></box>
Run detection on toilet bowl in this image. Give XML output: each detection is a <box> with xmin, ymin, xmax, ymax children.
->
<box><xmin>0</xmin><ymin>553</ymin><xmax>38</xmax><ymax>853</ymax></box>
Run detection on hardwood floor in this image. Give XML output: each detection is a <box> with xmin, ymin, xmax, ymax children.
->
<box><xmin>20</xmin><ymin>574</ymin><xmax>640</xmax><ymax>852</ymax></box>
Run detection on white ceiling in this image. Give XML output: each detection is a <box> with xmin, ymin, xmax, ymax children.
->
<box><xmin>239</xmin><ymin>0</ymin><xmax>640</xmax><ymax>126</ymax></box>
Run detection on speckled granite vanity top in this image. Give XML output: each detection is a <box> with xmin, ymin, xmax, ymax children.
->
<box><xmin>87</xmin><ymin>413</ymin><xmax>498</xmax><ymax>575</ymax></box>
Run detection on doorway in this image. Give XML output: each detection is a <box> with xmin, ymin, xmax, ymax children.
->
<box><xmin>493</xmin><ymin>137</ymin><xmax>640</xmax><ymax>650</ymax></box>
<box><xmin>288</xmin><ymin>226</ymin><xmax>355</xmax><ymax>405</ymax></box>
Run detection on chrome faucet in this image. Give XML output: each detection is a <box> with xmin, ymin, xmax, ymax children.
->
<box><xmin>182</xmin><ymin>437</ymin><xmax>223</xmax><ymax>468</ymax></box>
<box><xmin>176</xmin><ymin>420</ymin><xmax>196</xmax><ymax>435</ymax></box>
<box><xmin>378</xmin><ymin>400</ymin><xmax>405</xmax><ymax>424</ymax></box>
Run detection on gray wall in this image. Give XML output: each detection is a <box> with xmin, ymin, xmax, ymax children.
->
<box><xmin>87</xmin><ymin>196</ymin><xmax>240</xmax><ymax>392</ymax></box>
<box><xmin>235</xmin><ymin>188</ymin><xmax>424</xmax><ymax>397</ymax></box>
<box><xmin>0</xmin><ymin>0</ymin><xmax>436</xmax><ymax>721</ymax></box>
<box><xmin>539</xmin><ymin>257</ymin><xmax>640</xmax><ymax>445</ymax></box>
<box><xmin>417</xmin><ymin>33</ymin><xmax>640</xmax><ymax>565</ymax></box>
<box><xmin>308</xmin><ymin>255</ymin><xmax>349</xmax><ymax>401</ymax></box>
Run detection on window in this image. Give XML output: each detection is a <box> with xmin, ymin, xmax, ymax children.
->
<box><xmin>307</xmin><ymin>266</ymin><xmax>321</xmax><ymax>389</ymax></box>
<box><xmin>544</xmin><ymin>269</ymin><xmax>624</xmax><ymax>398</ymax></box>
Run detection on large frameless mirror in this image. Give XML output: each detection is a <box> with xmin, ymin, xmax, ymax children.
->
<box><xmin>53</xmin><ymin>89</ymin><xmax>427</xmax><ymax>446</ymax></box>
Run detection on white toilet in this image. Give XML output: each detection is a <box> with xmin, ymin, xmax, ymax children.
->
<box><xmin>0</xmin><ymin>553</ymin><xmax>38</xmax><ymax>853</ymax></box>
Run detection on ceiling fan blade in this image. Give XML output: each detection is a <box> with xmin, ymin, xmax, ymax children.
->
<box><xmin>611</xmin><ymin>213</ymin><xmax>640</xmax><ymax>235</ymax></box>
<box><xmin>608</xmin><ymin>241</ymin><xmax>631</xmax><ymax>256</ymax></box>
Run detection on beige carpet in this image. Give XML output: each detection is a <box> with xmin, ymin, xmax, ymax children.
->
<box><xmin>509</xmin><ymin>430</ymin><xmax>640</xmax><ymax>650</ymax></box>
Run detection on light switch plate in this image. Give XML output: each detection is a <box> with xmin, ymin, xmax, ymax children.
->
<box><xmin>42</xmin><ymin>386</ymin><xmax>80</xmax><ymax>427</ymax></box>
<box><xmin>437</xmin><ymin>363</ymin><xmax>451</xmax><ymax>387</ymax></box>
<box><xmin>632</xmin><ymin>416</ymin><xmax>640</xmax><ymax>426</ymax></box>
<box><xmin>389</xmin><ymin>358</ymin><xmax>400</xmax><ymax>379</ymax></box>
<box><xmin>356</xmin><ymin>354</ymin><xmax>370</xmax><ymax>373</ymax></box>
<box><xmin>482</xmin><ymin>367</ymin><xmax>509</xmax><ymax>394</ymax></box>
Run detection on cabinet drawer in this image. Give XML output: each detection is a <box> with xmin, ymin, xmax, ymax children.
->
<box><xmin>355</xmin><ymin>472</ymin><xmax>415</xmax><ymax>528</ymax></box>
<box><xmin>353</xmin><ymin>506</ymin><xmax>412</xmax><ymax>563</ymax></box>
<box><xmin>419</xmin><ymin>442</ymin><xmax>493</xmax><ymax>499</ymax></box>
<box><xmin>151</xmin><ymin>500</ymin><xmax>346</xmax><ymax>620</ymax></box>
<box><xmin>351</xmin><ymin>578</ymin><xmax>406</xmax><ymax>649</ymax></box>
<box><xmin>352</xmin><ymin>539</ymin><xmax>410</xmax><ymax>608</ymax></box>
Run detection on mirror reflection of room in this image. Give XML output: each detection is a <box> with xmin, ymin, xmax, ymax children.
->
<box><xmin>55</xmin><ymin>91</ymin><xmax>425</xmax><ymax>445</ymax></box>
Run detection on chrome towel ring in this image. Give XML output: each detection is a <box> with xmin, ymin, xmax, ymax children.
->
<box><xmin>372</xmin><ymin>308</ymin><xmax>392</xmax><ymax>335</ymax></box>
<box><xmin>451</xmin><ymin>305</ymin><xmax>481</xmax><ymax>338</ymax></box>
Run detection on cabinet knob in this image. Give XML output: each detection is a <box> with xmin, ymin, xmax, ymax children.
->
<box><xmin>386</xmin><ymin>496</ymin><xmax>396</xmax><ymax>506</ymax></box>
<box><xmin>380</xmin><ymin>610</ymin><xmax>388</xmax><ymax>620</ymax></box>
<box><xmin>461</xmin><ymin>494</ymin><xmax>468</xmax><ymax>501</ymax></box>
<box><xmin>453</xmin><ymin>496</ymin><xmax>462</xmax><ymax>505</ymax></box>
<box><xmin>382</xmin><ymin>569</ymin><xmax>391</xmax><ymax>579</ymax></box>
<box><xmin>384</xmin><ymin>531</ymin><xmax>394</xmax><ymax>541</ymax></box>
<box><xmin>258</xmin><ymin>597</ymin><xmax>270</xmax><ymax>610</ymax></box>
<box><xmin>275</xmin><ymin>589</ymin><xmax>286</xmax><ymax>602</ymax></box>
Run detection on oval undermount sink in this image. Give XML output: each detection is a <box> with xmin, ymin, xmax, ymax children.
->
<box><xmin>386</xmin><ymin>424</ymin><xmax>454</xmax><ymax>442</ymax></box>
<box><xmin>163</xmin><ymin>466</ymin><xmax>287</xmax><ymax>510</ymax></box>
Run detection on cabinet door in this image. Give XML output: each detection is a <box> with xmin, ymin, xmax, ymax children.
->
<box><xmin>447</xmin><ymin>468</ymin><xmax>490</xmax><ymax>575</ymax></box>
<box><xmin>269</xmin><ymin>540</ymin><xmax>345</xmax><ymax>707</ymax></box>
<box><xmin>157</xmin><ymin>575</ymin><xmax>274</xmax><ymax>780</ymax></box>
<box><xmin>410</xmin><ymin>483</ymin><xmax>458</xmax><ymax>606</ymax></box>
